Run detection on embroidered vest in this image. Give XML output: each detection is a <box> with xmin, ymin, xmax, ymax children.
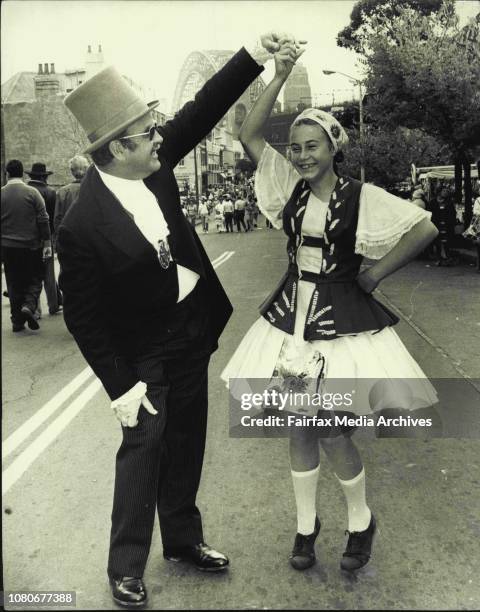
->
<box><xmin>259</xmin><ymin>176</ymin><xmax>399</xmax><ymax>340</ymax></box>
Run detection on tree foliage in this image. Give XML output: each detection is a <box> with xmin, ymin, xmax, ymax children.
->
<box><xmin>363</xmin><ymin>1</ymin><xmax>480</xmax><ymax>155</ymax></box>
<box><xmin>341</xmin><ymin>126</ymin><xmax>450</xmax><ymax>189</ymax></box>
<box><xmin>337</xmin><ymin>0</ymin><xmax>444</xmax><ymax>55</ymax></box>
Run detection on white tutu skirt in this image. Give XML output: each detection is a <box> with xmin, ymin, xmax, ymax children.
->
<box><xmin>221</xmin><ymin>315</ymin><xmax>438</xmax><ymax>417</ymax></box>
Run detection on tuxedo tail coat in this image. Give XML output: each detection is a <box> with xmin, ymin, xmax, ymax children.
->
<box><xmin>57</xmin><ymin>48</ymin><xmax>264</xmax><ymax>400</ymax></box>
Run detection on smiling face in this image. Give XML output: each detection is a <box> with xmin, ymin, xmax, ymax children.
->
<box><xmin>289</xmin><ymin>122</ymin><xmax>335</xmax><ymax>185</ymax></box>
<box><xmin>109</xmin><ymin>112</ymin><xmax>163</xmax><ymax>180</ymax></box>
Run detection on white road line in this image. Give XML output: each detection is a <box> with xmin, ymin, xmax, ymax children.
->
<box><xmin>212</xmin><ymin>251</ymin><xmax>233</xmax><ymax>266</ymax></box>
<box><xmin>2</xmin><ymin>378</ymin><xmax>102</xmax><ymax>495</ymax></box>
<box><xmin>2</xmin><ymin>366</ymin><xmax>94</xmax><ymax>460</ymax></box>
<box><xmin>211</xmin><ymin>251</ymin><xmax>229</xmax><ymax>266</ymax></box>
<box><xmin>213</xmin><ymin>251</ymin><xmax>235</xmax><ymax>268</ymax></box>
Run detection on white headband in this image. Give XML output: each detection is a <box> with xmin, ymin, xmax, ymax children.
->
<box><xmin>293</xmin><ymin>108</ymin><xmax>349</xmax><ymax>153</ymax></box>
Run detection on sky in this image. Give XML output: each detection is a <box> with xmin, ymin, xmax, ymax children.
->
<box><xmin>2</xmin><ymin>0</ymin><xmax>479</xmax><ymax>112</ymax></box>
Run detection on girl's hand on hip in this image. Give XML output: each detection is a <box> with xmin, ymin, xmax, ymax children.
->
<box><xmin>356</xmin><ymin>269</ymin><xmax>380</xmax><ymax>294</ymax></box>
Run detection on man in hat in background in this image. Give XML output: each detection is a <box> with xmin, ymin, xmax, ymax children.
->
<box><xmin>26</xmin><ymin>162</ymin><xmax>63</xmax><ymax>315</ymax></box>
<box><xmin>54</xmin><ymin>155</ymin><xmax>90</xmax><ymax>232</ymax></box>
<box><xmin>1</xmin><ymin>159</ymin><xmax>52</xmax><ymax>332</ymax></box>
<box><xmin>56</xmin><ymin>33</ymin><xmax>300</xmax><ymax>607</ymax></box>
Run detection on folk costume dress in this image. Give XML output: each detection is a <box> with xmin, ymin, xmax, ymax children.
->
<box><xmin>221</xmin><ymin>144</ymin><xmax>438</xmax><ymax>416</ymax></box>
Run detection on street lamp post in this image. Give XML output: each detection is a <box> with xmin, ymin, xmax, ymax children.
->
<box><xmin>323</xmin><ymin>69</ymin><xmax>365</xmax><ymax>182</ymax></box>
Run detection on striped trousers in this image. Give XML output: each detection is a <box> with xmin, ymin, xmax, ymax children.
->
<box><xmin>107</xmin><ymin>349</ymin><xmax>210</xmax><ymax>579</ymax></box>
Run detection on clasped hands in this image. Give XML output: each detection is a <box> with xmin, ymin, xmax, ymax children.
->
<box><xmin>261</xmin><ymin>31</ymin><xmax>307</xmax><ymax>67</ymax></box>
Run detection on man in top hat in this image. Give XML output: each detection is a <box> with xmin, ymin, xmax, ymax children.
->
<box><xmin>56</xmin><ymin>33</ymin><xmax>301</xmax><ymax>607</ymax></box>
<box><xmin>26</xmin><ymin>162</ymin><xmax>63</xmax><ymax>315</ymax></box>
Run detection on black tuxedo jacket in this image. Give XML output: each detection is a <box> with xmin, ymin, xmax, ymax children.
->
<box><xmin>57</xmin><ymin>48</ymin><xmax>263</xmax><ymax>400</ymax></box>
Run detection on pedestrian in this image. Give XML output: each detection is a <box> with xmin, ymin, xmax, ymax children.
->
<box><xmin>1</xmin><ymin>160</ymin><xmax>52</xmax><ymax>332</ymax></box>
<box><xmin>245</xmin><ymin>198</ymin><xmax>254</xmax><ymax>231</ymax></box>
<box><xmin>234</xmin><ymin>194</ymin><xmax>248</xmax><ymax>232</ymax></box>
<box><xmin>252</xmin><ymin>197</ymin><xmax>259</xmax><ymax>227</ymax></box>
<box><xmin>222</xmin><ymin>47</ymin><xmax>439</xmax><ymax>574</ymax></box>
<box><xmin>186</xmin><ymin>197</ymin><xmax>197</xmax><ymax>229</ymax></box>
<box><xmin>463</xmin><ymin>181</ymin><xmax>480</xmax><ymax>271</ymax></box>
<box><xmin>214</xmin><ymin>199</ymin><xmax>225</xmax><ymax>233</ymax></box>
<box><xmin>223</xmin><ymin>195</ymin><xmax>234</xmax><ymax>232</ymax></box>
<box><xmin>26</xmin><ymin>162</ymin><xmax>63</xmax><ymax>315</ymax></box>
<box><xmin>411</xmin><ymin>185</ymin><xmax>427</xmax><ymax>210</ymax></box>
<box><xmin>56</xmin><ymin>33</ymin><xmax>286</xmax><ymax>609</ymax></box>
<box><xmin>54</xmin><ymin>155</ymin><xmax>90</xmax><ymax>232</ymax></box>
<box><xmin>431</xmin><ymin>187</ymin><xmax>457</xmax><ymax>266</ymax></box>
<box><xmin>198</xmin><ymin>198</ymin><xmax>209</xmax><ymax>233</ymax></box>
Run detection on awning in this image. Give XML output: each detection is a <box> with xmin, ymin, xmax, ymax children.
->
<box><xmin>419</xmin><ymin>169</ymin><xmax>478</xmax><ymax>179</ymax></box>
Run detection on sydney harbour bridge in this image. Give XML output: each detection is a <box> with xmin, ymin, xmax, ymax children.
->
<box><xmin>171</xmin><ymin>50</ymin><xmax>267</xmax><ymax>137</ymax></box>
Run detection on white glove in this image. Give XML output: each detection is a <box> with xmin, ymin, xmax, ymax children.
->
<box><xmin>111</xmin><ymin>381</ymin><xmax>158</xmax><ymax>428</ymax></box>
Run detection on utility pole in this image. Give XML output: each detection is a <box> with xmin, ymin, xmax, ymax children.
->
<box><xmin>358</xmin><ymin>80</ymin><xmax>365</xmax><ymax>182</ymax></box>
<box><xmin>323</xmin><ymin>70</ymin><xmax>365</xmax><ymax>182</ymax></box>
<box><xmin>193</xmin><ymin>145</ymin><xmax>199</xmax><ymax>205</ymax></box>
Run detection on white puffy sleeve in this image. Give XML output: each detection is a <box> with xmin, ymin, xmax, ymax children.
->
<box><xmin>355</xmin><ymin>183</ymin><xmax>433</xmax><ymax>260</ymax></box>
<box><xmin>254</xmin><ymin>143</ymin><xmax>301</xmax><ymax>229</ymax></box>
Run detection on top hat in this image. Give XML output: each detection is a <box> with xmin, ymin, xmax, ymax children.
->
<box><xmin>26</xmin><ymin>162</ymin><xmax>53</xmax><ymax>177</ymax></box>
<box><xmin>64</xmin><ymin>66</ymin><xmax>159</xmax><ymax>154</ymax></box>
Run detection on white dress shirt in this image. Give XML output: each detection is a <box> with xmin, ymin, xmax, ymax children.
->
<box><xmin>96</xmin><ymin>167</ymin><xmax>200</xmax><ymax>303</ymax></box>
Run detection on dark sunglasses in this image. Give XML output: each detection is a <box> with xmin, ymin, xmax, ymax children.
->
<box><xmin>118</xmin><ymin>124</ymin><xmax>159</xmax><ymax>141</ymax></box>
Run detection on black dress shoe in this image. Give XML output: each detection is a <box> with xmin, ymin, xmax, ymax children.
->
<box><xmin>20</xmin><ymin>306</ymin><xmax>40</xmax><ymax>330</ymax></box>
<box><xmin>49</xmin><ymin>305</ymin><xmax>63</xmax><ymax>315</ymax></box>
<box><xmin>289</xmin><ymin>516</ymin><xmax>321</xmax><ymax>570</ymax></box>
<box><xmin>12</xmin><ymin>323</ymin><xmax>25</xmax><ymax>332</ymax></box>
<box><xmin>163</xmin><ymin>543</ymin><xmax>229</xmax><ymax>572</ymax></box>
<box><xmin>341</xmin><ymin>514</ymin><xmax>377</xmax><ymax>571</ymax></box>
<box><xmin>109</xmin><ymin>576</ymin><xmax>147</xmax><ymax>608</ymax></box>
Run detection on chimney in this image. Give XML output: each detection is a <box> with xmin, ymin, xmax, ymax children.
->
<box><xmin>85</xmin><ymin>43</ymin><xmax>105</xmax><ymax>80</ymax></box>
<box><xmin>34</xmin><ymin>61</ymin><xmax>60</xmax><ymax>98</ymax></box>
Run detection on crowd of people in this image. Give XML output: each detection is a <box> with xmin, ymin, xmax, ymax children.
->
<box><xmin>181</xmin><ymin>178</ymin><xmax>278</xmax><ymax>234</ymax></box>
<box><xmin>409</xmin><ymin>179</ymin><xmax>480</xmax><ymax>268</ymax></box>
<box><xmin>1</xmin><ymin>155</ymin><xmax>89</xmax><ymax>332</ymax></box>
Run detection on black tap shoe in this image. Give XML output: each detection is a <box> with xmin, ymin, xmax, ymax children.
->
<box><xmin>341</xmin><ymin>514</ymin><xmax>377</xmax><ymax>571</ymax></box>
<box><xmin>289</xmin><ymin>516</ymin><xmax>321</xmax><ymax>570</ymax></box>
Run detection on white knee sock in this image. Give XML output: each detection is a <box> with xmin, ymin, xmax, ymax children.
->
<box><xmin>291</xmin><ymin>465</ymin><xmax>320</xmax><ymax>535</ymax></box>
<box><xmin>335</xmin><ymin>467</ymin><xmax>372</xmax><ymax>532</ymax></box>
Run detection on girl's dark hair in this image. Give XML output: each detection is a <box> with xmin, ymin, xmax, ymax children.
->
<box><xmin>333</xmin><ymin>150</ymin><xmax>344</xmax><ymax>176</ymax></box>
<box><xmin>90</xmin><ymin>129</ymin><xmax>136</xmax><ymax>167</ymax></box>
